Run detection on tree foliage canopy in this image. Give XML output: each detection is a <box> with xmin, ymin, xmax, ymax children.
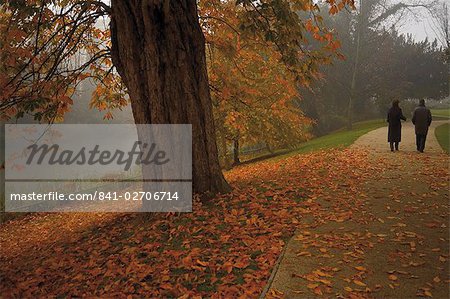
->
<box><xmin>0</xmin><ymin>0</ymin><xmax>127</xmax><ymax>122</ymax></box>
<box><xmin>0</xmin><ymin>0</ymin><xmax>354</xmax><ymax>123</ymax></box>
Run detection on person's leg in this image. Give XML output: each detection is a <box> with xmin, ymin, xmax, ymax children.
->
<box><xmin>416</xmin><ymin>134</ymin><xmax>420</xmax><ymax>151</ymax></box>
<box><xmin>421</xmin><ymin>134</ymin><xmax>427</xmax><ymax>152</ymax></box>
<box><xmin>395</xmin><ymin>142</ymin><xmax>399</xmax><ymax>151</ymax></box>
<box><xmin>390</xmin><ymin>142</ymin><xmax>394</xmax><ymax>152</ymax></box>
<box><xmin>418</xmin><ymin>134</ymin><xmax>425</xmax><ymax>152</ymax></box>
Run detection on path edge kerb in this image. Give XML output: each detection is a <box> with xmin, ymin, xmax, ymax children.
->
<box><xmin>259</xmin><ymin>241</ymin><xmax>289</xmax><ymax>298</ymax></box>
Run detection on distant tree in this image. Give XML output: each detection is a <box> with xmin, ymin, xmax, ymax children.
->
<box><xmin>428</xmin><ymin>0</ymin><xmax>449</xmax><ymax>97</ymax></box>
<box><xmin>428</xmin><ymin>1</ymin><xmax>449</xmax><ymax>61</ymax></box>
<box><xmin>339</xmin><ymin>0</ymin><xmax>438</xmax><ymax>128</ymax></box>
<box><xmin>298</xmin><ymin>0</ymin><xmax>447</xmax><ymax>133</ymax></box>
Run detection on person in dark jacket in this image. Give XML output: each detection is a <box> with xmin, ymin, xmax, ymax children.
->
<box><xmin>387</xmin><ymin>100</ymin><xmax>406</xmax><ymax>151</ymax></box>
<box><xmin>412</xmin><ymin>99</ymin><xmax>432</xmax><ymax>153</ymax></box>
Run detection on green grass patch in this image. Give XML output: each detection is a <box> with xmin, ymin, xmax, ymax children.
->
<box><xmin>435</xmin><ymin>123</ymin><xmax>449</xmax><ymax>153</ymax></box>
<box><xmin>277</xmin><ymin>119</ymin><xmax>385</xmax><ymax>159</ymax></box>
<box><xmin>431</xmin><ymin>108</ymin><xmax>450</xmax><ymax>119</ymax></box>
<box><xmin>239</xmin><ymin>119</ymin><xmax>385</xmax><ymax>164</ymax></box>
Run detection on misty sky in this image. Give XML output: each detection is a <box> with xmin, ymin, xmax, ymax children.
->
<box><xmin>372</xmin><ymin>0</ymin><xmax>444</xmax><ymax>45</ymax></box>
<box><xmin>396</xmin><ymin>7</ymin><xmax>441</xmax><ymax>44</ymax></box>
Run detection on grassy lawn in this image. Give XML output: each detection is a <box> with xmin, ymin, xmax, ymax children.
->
<box><xmin>435</xmin><ymin>123</ymin><xmax>449</xmax><ymax>153</ymax></box>
<box><xmin>239</xmin><ymin>119</ymin><xmax>385</xmax><ymax>164</ymax></box>
<box><xmin>243</xmin><ymin>119</ymin><xmax>386</xmax><ymax>163</ymax></box>
<box><xmin>431</xmin><ymin>108</ymin><xmax>450</xmax><ymax>119</ymax></box>
<box><xmin>280</xmin><ymin>119</ymin><xmax>385</xmax><ymax>158</ymax></box>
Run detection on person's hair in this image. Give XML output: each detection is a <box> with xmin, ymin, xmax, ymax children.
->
<box><xmin>419</xmin><ymin>99</ymin><xmax>425</xmax><ymax>106</ymax></box>
<box><xmin>392</xmin><ymin>99</ymin><xmax>400</xmax><ymax>108</ymax></box>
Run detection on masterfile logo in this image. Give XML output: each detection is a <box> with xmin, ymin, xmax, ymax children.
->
<box><xmin>25</xmin><ymin>141</ymin><xmax>170</xmax><ymax>171</ymax></box>
<box><xmin>4</xmin><ymin>124</ymin><xmax>192</xmax><ymax>213</ymax></box>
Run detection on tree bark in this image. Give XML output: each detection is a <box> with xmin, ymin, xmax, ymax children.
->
<box><xmin>233</xmin><ymin>137</ymin><xmax>240</xmax><ymax>165</ymax></box>
<box><xmin>110</xmin><ymin>0</ymin><xmax>230</xmax><ymax>197</ymax></box>
<box><xmin>347</xmin><ymin>0</ymin><xmax>363</xmax><ymax>130</ymax></box>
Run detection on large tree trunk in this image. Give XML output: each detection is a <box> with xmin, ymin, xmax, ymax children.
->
<box><xmin>109</xmin><ymin>0</ymin><xmax>230</xmax><ymax>197</ymax></box>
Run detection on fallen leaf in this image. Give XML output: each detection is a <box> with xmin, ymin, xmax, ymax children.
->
<box><xmin>318</xmin><ymin>279</ymin><xmax>332</xmax><ymax>286</ymax></box>
<box><xmin>297</xmin><ymin>251</ymin><xmax>312</xmax><ymax>257</ymax></box>
<box><xmin>388</xmin><ymin>274</ymin><xmax>398</xmax><ymax>281</ymax></box>
<box><xmin>314</xmin><ymin>270</ymin><xmax>332</xmax><ymax>277</ymax></box>
<box><xmin>344</xmin><ymin>286</ymin><xmax>353</xmax><ymax>292</ymax></box>
<box><xmin>196</xmin><ymin>259</ymin><xmax>208</xmax><ymax>266</ymax></box>
<box><xmin>353</xmin><ymin>280</ymin><xmax>366</xmax><ymax>287</ymax></box>
<box><xmin>307</xmin><ymin>283</ymin><xmax>319</xmax><ymax>289</ymax></box>
<box><xmin>313</xmin><ymin>287</ymin><xmax>323</xmax><ymax>295</ymax></box>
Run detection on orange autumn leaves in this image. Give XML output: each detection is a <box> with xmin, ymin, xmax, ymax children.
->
<box><xmin>199</xmin><ymin>0</ymin><xmax>350</xmax><ymax>152</ymax></box>
<box><xmin>0</xmin><ymin>149</ymin><xmax>370</xmax><ymax>298</ymax></box>
<box><xmin>1</xmin><ymin>0</ymin><xmax>350</xmax><ymax>127</ymax></box>
<box><xmin>2</xmin><ymin>146</ymin><xmax>448</xmax><ymax>297</ymax></box>
<box><xmin>200</xmin><ymin>1</ymin><xmax>311</xmax><ymax>150</ymax></box>
<box><xmin>0</xmin><ymin>1</ymin><xmax>125</xmax><ymax>122</ymax></box>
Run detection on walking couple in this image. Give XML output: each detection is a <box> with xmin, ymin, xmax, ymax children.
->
<box><xmin>387</xmin><ymin>99</ymin><xmax>432</xmax><ymax>153</ymax></box>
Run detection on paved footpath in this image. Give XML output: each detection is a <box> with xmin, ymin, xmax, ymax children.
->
<box><xmin>265</xmin><ymin>121</ymin><xmax>449</xmax><ymax>298</ymax></box>
<box><xmin>352</xmin><ymin>121</ymin><xmax>446</xmax><ymax>153</ymax></box>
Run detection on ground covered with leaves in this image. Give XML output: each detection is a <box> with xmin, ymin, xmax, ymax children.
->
<box><xmin>266</xmin><ymin>125</ymin><xmax>450</xmax><ymax>299</ymax></box>
<box><xmin>0</xmin><ymin>148</ymin><xmax>448</xmax><ymax>298</ymax></box>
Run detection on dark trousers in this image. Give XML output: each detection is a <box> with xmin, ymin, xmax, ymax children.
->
<box><xmin>416</xmin><ymin>134</ymin><xmax>427</xmax><ymax>152</ymax></box>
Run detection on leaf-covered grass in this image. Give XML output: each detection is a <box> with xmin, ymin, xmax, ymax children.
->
<box><xmin>0</xmin><ymin>149</ymin><xmax>374</xmax><ymax>298</ymax></box>
<box><xmin>275</xmin><ymin>119</ymin><xmax>385</xmax><ymax>159</ymax></box>
<box><xmin>431</xmin><ymin>108</ymin><xmax>450</xmax><ymax>119</ymax></box>
<box><xmin>435</xmin><ymin>123</ymin><xmax>449</xmax><ymax>153</ymax></box>
<box><xmin>2</xmin><ymin>146</ymin><xmax>449</xmax><ymax>298</ymax></box>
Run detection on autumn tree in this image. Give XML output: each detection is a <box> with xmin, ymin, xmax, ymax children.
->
<box><xmin>199</xmin><ymin>0</ymin><xmax>314</xmax><ymax>166</ymax></box>
<box><xmin>210</xmin><ymin>41</ymin><xmax>312</xmax><ymax>165</ymax></box>
<box><xmin>0</xmin><ymin>0</ymin><xmax>353</xmax><ymax>197</ymax></box>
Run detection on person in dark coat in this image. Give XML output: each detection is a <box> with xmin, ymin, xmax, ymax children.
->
<box><xmin>412</xmin><ymin>99</ymin><xmax>432</xmax><ymax>153</ymax></box>
<box><xmin>387</xmin><ymin>100</ymin><xmax>406</xmax><ymax>151</ymax></box>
